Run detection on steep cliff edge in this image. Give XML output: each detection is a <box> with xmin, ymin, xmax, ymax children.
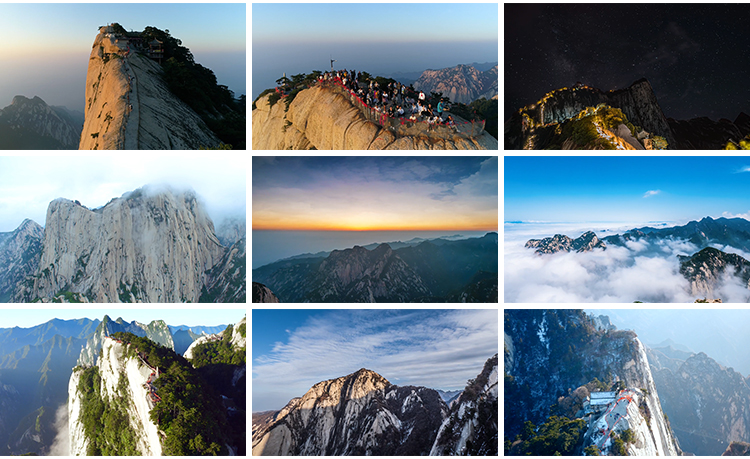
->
<box><xmin>505</xmin><ymin>310</ymin><xmax>681</xmax><ymax>455</ymax></box>
<box><xmin>430</xmin><ymin>354</ymin><xmax>498</xmax><ymax>455</ymax></box>
<box><xmin>15</xmin><ymin>186</ymin><xmax>225</xmax><ymax>302</ymax></box>
<box><xmin>69</xmin><ymin>338</ymin><xmax>162</xmax><ymax>455</ymax></box>
<box><xmin>79</xmin><ymin>26</ymin><xmax>220</xmax><ymax>150</ymax></box>
<box><xmin>252</xmin><ymin>86</ymin><xmax>497</xmax><ymax>150</ymax></box>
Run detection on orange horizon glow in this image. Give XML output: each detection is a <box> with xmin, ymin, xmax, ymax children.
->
<box><xmin>252</xmin><ymin>223</ymin><xmax>499</xmax><ymax>232</ymax></box>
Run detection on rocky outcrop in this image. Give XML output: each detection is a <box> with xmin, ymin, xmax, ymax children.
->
<box><xmin>723</xmin><ymin>441</ymin><xmax>750</xmax><ymax>456</ymax></box>
<box><xmin>0</xmin><ymin>219</ymin><xmax>43</xmax><ymax>301</ymax></box>
<box><xmin>252</xmin><ymin>368</ymin><xmax>448</xmax><ymax>456</ymax></box>
<box><xmin>679</xmin><ymin>247</ymin><xmax>750</xmax><ymax>298</ymax></box>
<box><xmin>183</xmin><ymin>332</ymin><xmax>220</xmax><ymax>360</ymax></box>
<box><xmin>0</xmin><ymin>96</ymin><xmax>81</xmax><ymax>149</ymax></box>
<box><xmin>525</xmin><ymin>231</ymin><xmax>606</xmax><ymax>254</ymax></box>
<box><xmin>79</xmin><ymin>26</ymin><xmax>220</xmax><ymax>150</ymax></box>
<box><xmin>252</xmin><ymin>282</ymin><xmax>280</xmax><ymax>303</ymax></box>
<box><xmin>430</xmin><ymin>354</ymin><xmax>498</xmax><ymax>455</ymax></box>
<box><xmin>201</xmin><ymin>237</ymin><xmax>246</xmax><ymax>302</ymax></box>
<box><xmin>69</xmin><ymin>337</ymin><xmax>162</xmax><ymax>455</ymax></box>
<box><xmin>413</xmin><ymin>64</ymin><xmax>498</xmax><ymax>104</ymax></box>
<box><xmin>215</xmin><ymin>217</ymin><xmax>246</xmax><ymax>246</ymax></box>
<box><xmin>252</xmin><ymin>85</ymin><xmax>497</xmax><ymax>150</ymax></box>
<box><xmin>15</xmin><ymin>186</ymin><xmax>225</xmax><ymax>302</ymax></box>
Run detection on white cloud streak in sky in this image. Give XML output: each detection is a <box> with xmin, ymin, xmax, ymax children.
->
<box><xmin>252</xmin><ymin>309</ymin><xmax>498</xmax><ymax>412</ymax></box>
<box><xmin>643</xmin><ymin>189</ymin><xmax>661</xmax><ymax>198</ymax></box>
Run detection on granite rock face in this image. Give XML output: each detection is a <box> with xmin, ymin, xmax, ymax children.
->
<box><xmin>252</xmin><ymin>282</ymin><xmax>279</xmax><ymax>303</ymax></box>
<box><xmin>252</xmin><ymin>86</ymin><xmax>498</xmax><ymax>150</ymax></box>
<box><xmin>0</xmin><ymin>219</ymin><xmax>43</xmax><ymax>301</ymax></box>
<box><xmin>16</xmin><ymin>186</ymin><xmax>225</xmax><ymax>302</ymax></box>
<box><xmin>252</xmin><ymin>368</ymin><xmax>448</xmax><ymax>456</ymax></box>
<box><xmin>79</xmin><ymin>26</ymin><xmax>220</xmax><ymax>150</ymax></box>
<box><xmin>413</xmin><ymin>64</ymin><xmax>498</xmax><ymax>104</ymax></box>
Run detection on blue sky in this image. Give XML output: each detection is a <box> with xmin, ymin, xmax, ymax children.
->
<box><xmin>505</xmin><ymin>156</ymin><xmax>750</xmax><ymax>223</ymax></box>
<box><xmin>252</xmin><ymin>3</ymin><xmax>498</xmax><ymax>98</ymax></box>
<box><xmin>0</xmin><ymin>155</ymin><xmax>246</xmax><ymax>233</ymax></box>
<box><xmin>0</xmin><ymin>308</ymin><xmax>246</xmax><ymax>329</ymax></box>
<box><xmin>252</xmin><ymin>309</ymin><xmax>498</xmax><ymax>411</ymax></box>
<box><xmin>0</xmin><ymin>3</ymin><xmax>246</xmax><ymax>111</ymax></box>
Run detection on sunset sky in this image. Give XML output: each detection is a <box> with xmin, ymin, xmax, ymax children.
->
<box><xmin>252</xmin><ymin>156</ymin><xmax>498</xmax><ymax>231</ymax></box>
<box><xmin>0</xmin><ymin>3</ymin><xmax>245</xmax><ymax>111</ymax></box>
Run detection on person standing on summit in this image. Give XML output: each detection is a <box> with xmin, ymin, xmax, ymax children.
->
<box><xmin>419</xmin><ymin>91</ymin><xmax>425</xmax><ymax>103</ymax></box>
<box><xmin>437</xmin><ymin>99</ymin><xmax>444</xmax><ymax>120</ymax></box>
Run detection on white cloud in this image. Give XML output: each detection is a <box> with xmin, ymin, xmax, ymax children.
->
<box><xmin>505</xmin><ymin>228</ymin><xmax>703</xmax><ymax>303</ymax></box>
<box><xmin>252</xmin><ymin>309</ymin><xmax>498</xmax><ymax>412</ymax></box>
<box><xmin>734</xmin><ymin>166</ymin><xmax>750</xmax><ymax>174</ymax></box>
<box><xmin>643</xmin><ymin>189</ymin><xmax>661</xmax><ymax>198</ymax></box>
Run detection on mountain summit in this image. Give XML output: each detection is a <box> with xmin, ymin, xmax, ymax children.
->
<box><xmin>3</xmin><ymin>185</ymin><xmax>245</xmax><ymax>303</ymax></box>
<box><xmin>79</xmin><ymin>25</ymin><xmax>222</xmax><ymax>149</ymax></box>
<box><xmin>0</xmin><ymin>95</ymin><xmax>81</xmax><ymax>149</ymax></box>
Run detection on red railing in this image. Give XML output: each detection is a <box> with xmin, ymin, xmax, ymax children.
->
<box><xmin>314</xmin><ymin>79</ymin><xmax>486</xmax><ymax>141</ymax></box>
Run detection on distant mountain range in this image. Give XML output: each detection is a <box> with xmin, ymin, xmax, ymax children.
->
<box><xmin>0</xmin><ymin>315</ymin><xmax>234</xmax><ymax>455</ymax></box>
<box><xmin>506</xmin><ymin>78</ymin><xmax>750</xmax><ymax>150</ymax></box>
<box><xmin>0</xmin><ymin>95</ymin><xmax>83</xmax><ymax>149</ymax></box>
<box><xmin>525</xmin><ymin>216</ymin><xmax>750</xmax><ymax>299</ymax></box>
<box><xmin>252</xmin><ymin>233</ymin><xmax>498</xmax><ymax>303</ymax></box>
<box><xmin>413</xmin><ymin>64</ymin><xmax>498</xmax><ymax>104</ymax></box>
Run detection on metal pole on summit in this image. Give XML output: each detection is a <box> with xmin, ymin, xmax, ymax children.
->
<box><xmin>330</xmin><ymin>56</ymin><xmax>336</xmax><ymax>72</ymax></box>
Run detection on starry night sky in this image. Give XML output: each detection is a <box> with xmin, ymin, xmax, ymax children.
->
<box><xmin>505</xmin><ymin>4</ymin><xmax>750</xmax><ymax>122</ymax></box>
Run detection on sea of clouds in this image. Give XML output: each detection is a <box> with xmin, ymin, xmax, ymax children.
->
<box><xmin>504</xmin><ymin>222</ymin><xmax>750</xmax><ymax>303</ymax></box>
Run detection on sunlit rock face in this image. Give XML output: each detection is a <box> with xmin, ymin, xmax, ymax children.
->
<box><xmin>79</xmin><ymin>26</ymin><xmax>220</xmax><ymax>150</ymax></box>
<box><xmin>252</xmin><ymin>86</ymin><xmax>498</xmax><ymax>150</ymax></box>
<box><xmin>15</xmin><ymin>186</ymin><xmax>225</xmax><ymax>302</ymax></box>
<box><xmin>252</xmin><ymin>369</ymin><xmax>448</xmax><ymax>456</ymax></box>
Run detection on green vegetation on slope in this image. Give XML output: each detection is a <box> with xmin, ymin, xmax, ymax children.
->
<box><xmin>77</xmin><ymin>367</ymin><xmax>140</xmax><ymax>455</ymax></box>
<box><xmin>110</xmin><ymin>332</ymin><xmax>231</xmax><ymax>455</ymax></box>
<box><xmin>190</xmin><ymin>325</ymin><xmax>245</xmax><ymax>369</ymax></box>
<box><xmin>137</xmin><ymin>26</ymin><xmax>246</xmax><ymax>149</ymax></box>
<box><xmin>507</xmin><ymin>416</ymin><xmax>586</xmax><ymax>455</ymax></box>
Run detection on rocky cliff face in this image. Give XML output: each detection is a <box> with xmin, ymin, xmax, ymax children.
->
<box><xmin>679</xmin><ymin>247</ymin><xmax>750</xmax><ymax>298</ymax></box>
<box><xmin>200</xmin><ymin>237</ymin><xmax>246</xmax><ymax>302</ymax></box>
<box><xmin>69</xmin><ymin>338</ymin><xmax>162</xmax><ymax>455</ymax></box>
<box><xmin>505</xmin><ymin>310</ymin><xmax>680</xmax><ymax>455</ymax></box>
<box><xmin>252</xmin><ymin>282</ymin><xmax>280</xmax><ymax>303</ymax></box>
<box><xmin>15</xmin><ymin>186</ymin><xmax>225</xmax><ymax>302</ymax></box>
<box><xmin>413</xmin><ymin>64</ymin><xmax>498</xmax><ymax>104</ymax></box>
<box><xmin>0</xmin><ymin>96</ymin><xmax>81</xmax><ymax>149</ymax></box>
<box><xmin>430</xmin><ymin>354</ymin><xmax>498</xmax><ymax>456</ymax></box>
<box><xmin>252</xmin><ymin>86</ymin><xmax>497</xmax><ymax>150</ymax></box>
<box><xmin>525</xmin><ymin>231</ymin><xmax>606</xmax><ymax>254</ymax></box>
<box><xmin>79</xmin><ymin>26</ymin><xmax>220</xmax><ymax>150</ymax></box>
<box><xmin>669</xmin><ymin>115</ymin><xmax>750</xmax><ymax>149</ymax></box>
<box><xmin>650</xmin><ymin>351</ymin><xmax>750</xmax><ymax>455</ymax></box>
<box><xmin>0</xmin><ymin>219</ymin><xmax>43</xmax><ymax>302</ymax></box>
<box><xmin>252</xmin><ymin>368</ymin><xmax>448</xmax><ymax>456</ymax></box>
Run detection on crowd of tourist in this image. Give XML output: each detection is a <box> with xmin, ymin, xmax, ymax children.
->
<box><xmin>317</xmin><ymin>69</ymin><xmax>459</xmax><ymax>132</ymax></box>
